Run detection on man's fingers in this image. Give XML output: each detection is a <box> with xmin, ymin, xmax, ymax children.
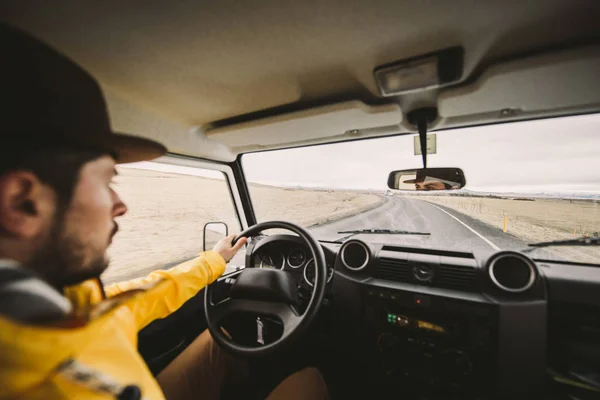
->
<box><xmin>233</xmin><ymin>236</ymin><xmax>247</xmax><ymax>251</ymax></box>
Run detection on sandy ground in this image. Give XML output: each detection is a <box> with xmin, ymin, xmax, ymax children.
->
<box><xmin>421</xmin><ymin>196</ymin><xmax>600</xmax><ymax>263</ymax></box>
<box><xmin>103</xmin><ymin>168</ymin><xmax>382</xmax><ymax>283</ymax></box>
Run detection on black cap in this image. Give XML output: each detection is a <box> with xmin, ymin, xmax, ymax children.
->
<box><xmin>1</xmin><ymin>24</ymin><xmax>166</xmax><ymax>163</ymax></box>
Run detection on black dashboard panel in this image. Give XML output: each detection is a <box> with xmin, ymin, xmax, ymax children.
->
<box><xmin>248</xmin><ymin>235</ymin><xmax>600</xmax><ymax>399</ymax></box>
<box><xmin>331</xmin><ymin>242</ymin><xmax>543</xmax><ymax>399</ymax></box>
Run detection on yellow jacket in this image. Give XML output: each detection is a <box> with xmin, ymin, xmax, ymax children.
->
<box><xmin>0</xmin><ymin>251</ymin><xmax>226</xmax><ymax>399</ymax></box>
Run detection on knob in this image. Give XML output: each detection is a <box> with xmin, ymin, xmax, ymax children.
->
<box><xmin>441</xmin><ymin>349</ymin><xmax>472</xmax><ymax>376</ymax></box>
<box><xmin>377</xmin><ymin>333</ymin><xmax>399</xmax><ymax>351</ymax></box>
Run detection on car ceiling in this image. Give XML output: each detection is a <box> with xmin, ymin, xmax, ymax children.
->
<box><xmin>2</xmin><ymin>0</ymin><xmax>600</xmax><ymax>161</ymax></box>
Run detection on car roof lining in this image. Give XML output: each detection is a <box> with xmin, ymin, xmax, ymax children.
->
<box><xmin>2</xmin><ymin>1</ymin><xmax>600</xmax><ymax>161</ymax></box>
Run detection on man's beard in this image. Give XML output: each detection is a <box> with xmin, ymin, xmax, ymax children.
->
<box><xmin>27</xmin><ymin>214</ymin><xmax>109</xmax><ymax>291</ymax></box>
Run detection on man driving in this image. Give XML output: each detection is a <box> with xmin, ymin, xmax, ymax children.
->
<box><xmin>0</xmin><ymin>24</ymin><xmax>328</xmax><ymax>400</ymax></box>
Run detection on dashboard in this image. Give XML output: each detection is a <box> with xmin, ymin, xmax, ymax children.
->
<box><xmin>245</xmin><ymin>234</ymin><xmax>600</xmax><ymax>399</ymax></box>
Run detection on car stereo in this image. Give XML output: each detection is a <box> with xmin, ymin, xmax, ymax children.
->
<box><xmin>365</xmin><ymin>288</ymin><xmax>497</xmax><ymax>398</ymax></box>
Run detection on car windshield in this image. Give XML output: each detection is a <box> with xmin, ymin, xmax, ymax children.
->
<box><xmin>242</xmin><ymin>114</ymin><xmax>600</xmax><ymax>265</ymax></box>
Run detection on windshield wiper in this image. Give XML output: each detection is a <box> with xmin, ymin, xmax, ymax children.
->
<box><xmin>335</xmin><ymin>229</ymin><xmax>430</xmax><ymax>243</ymax></box>
<box><xmin>527</xmin><ymin>236</ymin><xmax>600</xmax><ymax>249</ymax></box>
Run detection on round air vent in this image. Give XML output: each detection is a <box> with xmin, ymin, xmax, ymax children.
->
<box><xmin>488</xmin><ymin>252</ymin><xmax>536</xmax><ymax>293</ymax></box>
<box><xmin>341</xmin><ymin>240</ymin><xmax>370</xmax><ymax>271</ymax></box>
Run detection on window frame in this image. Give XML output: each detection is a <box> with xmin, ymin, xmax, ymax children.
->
<box><xmin>151</xmin><ymin>154</ymin><xmax>248</xmax><ymax>232</ymax></box>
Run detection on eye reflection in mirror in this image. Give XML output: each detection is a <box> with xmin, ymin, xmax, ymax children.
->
<box><xmin>388</xmin><ymin>168</ymin><xmax>466</xmax><ymax>192</ymax></box>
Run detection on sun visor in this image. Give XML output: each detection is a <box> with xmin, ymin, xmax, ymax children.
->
<box><xmin>439</xmin><ymin>45</ymin><xmax>600</xmax><ymax>119</ymax></box>
<box><xmin>205</xmin><ymin>101</ymin><xmax>402</xmax><ymax>152</ymax></box>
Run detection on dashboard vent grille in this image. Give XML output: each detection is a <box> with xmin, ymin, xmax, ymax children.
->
<box><xmin>438</xmin><ymin>264</ymin><xmax>477</xmax><ymax>291</ymax></box>
<box><xmin>374</xmin><ymin>259</ymin><xmax>477</xmax><ymax>291</ymax></box>
<box><xmin>375</xmin><ymin>257</ymin><xmax>411</xmax><ymax>282</ymax></box>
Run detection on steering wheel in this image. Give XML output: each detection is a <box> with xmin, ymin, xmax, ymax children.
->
<box><xmin>204</xmin><ymin>221</ymin><xmax>327</xmax><ymax>356</ymax></box>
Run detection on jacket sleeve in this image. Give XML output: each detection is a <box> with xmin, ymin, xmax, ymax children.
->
<box><xmin>104</xmin><ymin>251</ymin><xmax>226</xmax><ymax>330</ymax></box>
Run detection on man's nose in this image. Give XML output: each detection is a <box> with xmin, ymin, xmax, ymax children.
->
<box><xmin>111</xmin><ymin>189</ymin><xmax>128</xmax><ymax>217</ymax></box>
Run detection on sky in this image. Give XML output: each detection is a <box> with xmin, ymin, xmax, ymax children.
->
<box><xmin>125</xmin><ymin>113</ymin><xmax>600</xmax><ymax>195</ymax></box>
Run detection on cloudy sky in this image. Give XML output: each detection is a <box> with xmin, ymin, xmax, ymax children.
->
<box><xmin>128</xmin><ymin>113</ymin><xmax>600</xmax><ymax>195</ymax></box>
<box><xmin>243</xmin><ymin>113</ymin><xmax>600</xmax><ymax>194</ymax></box>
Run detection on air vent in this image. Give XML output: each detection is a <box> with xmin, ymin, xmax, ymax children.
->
<box><xmin>488</xmin><ymin>252</ymin><xmax>536</xmax><ymax>293</ymax></box>
<box><xmin>340</xmin><ymin>240</ymin><xmax>370</xmax><ymax>271</ymax></box>
<box><xmin>375</xmin><ymin>257</ymin><xmax>411</xmax><ymax>281</ymax></box>
<box><xmin>375</xmin><ymin>259</ymin><xmax>477</xmax><ymax>291</ymax></box>
<box><xmin>438</xmin><ymin>264</ymin><xmax>477</xmax><ymax>291</ymax></box>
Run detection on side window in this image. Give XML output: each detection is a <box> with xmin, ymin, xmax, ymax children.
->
<box><xmin>104</xmin><ymin>163</ymin><xmax>240</xmax><ymax>284</ymax></box>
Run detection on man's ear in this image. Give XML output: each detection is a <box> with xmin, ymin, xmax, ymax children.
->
<box><xmin>0</xmin><ymin>171</ymin><xmax>56</xmax><ymax>239</ymax></box>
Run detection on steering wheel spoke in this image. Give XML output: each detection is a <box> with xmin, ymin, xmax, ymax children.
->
<box><xmin>279</xmin><ymin>304</ymin><xmax>302</xmax><ymax>337</ymax></box>
<box><xmin>209</xmin><ymin>297</ymin><xmax>301</xmax><ymax>327</ymax></box>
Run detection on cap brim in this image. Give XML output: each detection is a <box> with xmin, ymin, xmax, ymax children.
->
<box><xmin>403</xmin><ymin>179</ymin><xmax>417</xmax><ymax>184</ymax></box>
<box><xmin>102</xmin><ymin>133</ymin><xmax>167</xmax><ymax>164</ymax></box>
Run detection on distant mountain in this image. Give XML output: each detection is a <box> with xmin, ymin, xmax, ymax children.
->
<box><xmin>431</xmin><ymin>189</ymin><xmax>599</xmax><ymax>200</ymax></box>
<box><xmin>248</xmin><ymin>181</ymin><xmax>599</xmax><ymax>200</ymax></box>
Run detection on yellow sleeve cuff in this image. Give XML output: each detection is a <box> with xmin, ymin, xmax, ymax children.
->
<box><xmin>197</xmin><ymin>250</ymin><xmax>227</xmax><ymax>283</ymax></box>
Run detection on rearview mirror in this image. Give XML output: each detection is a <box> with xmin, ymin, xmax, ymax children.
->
<box><xmin>203</xmin><ymin>222</ymin><xmax>229</xmax><ymax>251</ymax></box>
<box><xmin>388</xmin><ymin>168</ymin><xmax>466</xmax><ymax>191</ymax></box>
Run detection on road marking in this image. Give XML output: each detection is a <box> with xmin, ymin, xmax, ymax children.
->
<box><xmin>427</xmin><ymin>203</ymin><xmax>501</xmax><ymax>251</ymax></box>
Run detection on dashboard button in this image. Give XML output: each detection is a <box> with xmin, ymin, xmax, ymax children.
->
<box><xmin>414</xmin><ymin>294</ymin><xmax>431</xmax><ymax>307</ymax></box>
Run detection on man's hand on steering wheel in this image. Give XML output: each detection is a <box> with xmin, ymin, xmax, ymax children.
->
<box><xmin>213</xmin><ymin>234</ymin><xmax>248</xmax><ymax>262</ymax></box>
